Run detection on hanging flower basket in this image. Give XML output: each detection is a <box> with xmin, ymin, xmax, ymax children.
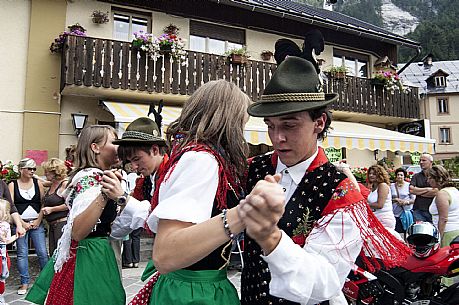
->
<box><xmin>260</xmin><ymin>50</ymin><xmax>273</xmax><ymax>61</ymax></box>
<box><xmin>91</xmin><ymin>10</ymin><xmax>110</xmax><ymax>24</ymax></box>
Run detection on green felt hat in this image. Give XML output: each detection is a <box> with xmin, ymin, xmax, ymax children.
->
<box><xmin>248</xmin><ymin>57</ymin><xmax>338</xmax><ymax>117</ymax></box>
<box><xmin>113</xmin><ymin>117</ymin><xmax>166</xmax><ymax>146</ymax></box>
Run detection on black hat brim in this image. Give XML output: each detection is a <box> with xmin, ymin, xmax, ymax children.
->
<box><xmin>112</xmin><ymin>138</ymin><xmax>167</xmax><ymax>146</ymax></box>
<box><xmin>247</xmin><ymin>93</ymin><xmax>338</xmax><ymax>117</ymax></box>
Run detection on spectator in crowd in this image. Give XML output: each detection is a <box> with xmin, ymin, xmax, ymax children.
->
<box><xmin>41</xmin><ymin>158</ymin><xmax>69</xmax><ymax>255</ymax></box>
<box><xmin>391</xmin><ymin>167</ymin><xmax>415</xmax><ymax>234</ymax></box>
<box><xmin>367</xmin><ymin>164</ymin><xmax>396</xmax><ymax>230</ymax></box>
<box><xmin>8</xmin><ymin>158</ymin><xmax>48</xmax><ymax>295</ymax></box>
<box><xmin>428</xmin><ymin>165</ymin><xmax>459</xmax><ymax>246</ymax></box>
<box><xmin>427</xmin><ymin>165</ymin><xmax>459</xmax><ymax>285</ymax></box>
<box><xmin>410</xmin><ymin>154</ymin><xmax>438</xmax><ymax>222</ymax></box>
<box><xmin>0</xmin><ymin>170</ymin><xmax>26</xmax><ymax>238</ymax></box>
<box><xmin>0</xmin><ymin>198</ymin><xmax>19</xmax><ymax>304</ymax></box>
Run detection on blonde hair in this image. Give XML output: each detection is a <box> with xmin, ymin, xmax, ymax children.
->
<box><xmin>18</xmin><ymin>158</ymin><xmax>36</xmax><ymax>169</ymax></box>
<box><xmin>166</xmin><ymin>80</ymin><xmax>250</xmax><ymax>176</ymax></box>
<box><xmin>427</xmin><ymin>165</ymin><xmax>454</xmax><ymax>189</ymax></box>
<box><xmin>42</xmin><ymin>158</ymin><xmax>68</xmax><ymax>180</ymax></box>
<box><xmin>0</xmin><ymin>199</ymin><xmax>11</xmax><ymax>222</ymax></box>
<box><xmin>70</xmin><ymin>125</ymin><xmax>117</xmax><ymax>179</ymax></box>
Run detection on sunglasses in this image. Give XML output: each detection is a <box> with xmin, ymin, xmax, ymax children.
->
<box><xmin>24</xmin><ymin>167</ymin><xmax>36</xmax><ymax>171</ymax></box>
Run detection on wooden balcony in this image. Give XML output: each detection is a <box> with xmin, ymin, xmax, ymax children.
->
<box><xmin>61</xmin><ymin>35</ymin><xmax>419</xmax><ymax>119</ymax></box>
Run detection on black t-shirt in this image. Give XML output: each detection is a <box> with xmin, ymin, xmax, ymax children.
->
<box><xmin>410</xmin><ymin>171</ymin><xmax>433</xmax><ymax>211</ymax></box>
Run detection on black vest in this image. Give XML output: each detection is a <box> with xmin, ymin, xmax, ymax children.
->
<box><xmin>13</xmin><ymin>178</ymin><xmax>41</xmax><ymax>215</ymax></box>
<box><xmin>241</xmin><ymin>153</ymin><xmax>346</xmax><ymax>305</ymax></box>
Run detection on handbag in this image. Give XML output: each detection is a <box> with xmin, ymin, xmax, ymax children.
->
<box><xmin>394</xmin><ymin>184</ymin><xmax>414</xmax><ymax>230</ymax></box>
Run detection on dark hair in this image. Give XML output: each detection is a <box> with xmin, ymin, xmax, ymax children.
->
<box><xmin>117</xmin><ymin>144</ymin><xmax>168</xmax><ymax>162</ymax></box>
<box><xmin>307</xmin><ymin>106</ymin><xmax>332</xmax><ymax>141</ymax></box>
<box><xmin>394</xmin><ymin>167</ymin><xmax>407</xmax><ymax>179</ymax></box>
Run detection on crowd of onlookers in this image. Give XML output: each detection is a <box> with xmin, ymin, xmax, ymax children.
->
<box><xmin>353</xmin><ymin>153</ymin><xmax>459</xmax><ymax>250</ymax></box>
<box><xmin>0</xmin><ymin>157</ymin><xmax>140</xmax><ymax>302</ymax></box>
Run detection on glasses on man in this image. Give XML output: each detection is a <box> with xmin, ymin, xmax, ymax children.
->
<box><xmin>24</xmin><ymin>168</ymin><xmax>36</xmax><ymax>171</ymax></box>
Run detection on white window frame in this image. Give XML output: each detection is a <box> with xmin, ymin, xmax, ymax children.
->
<box><xmin>189</xmin><ymin>35</ymin><xmax>243</xmax><ymax>55</ymax></box>
<box><xmin>113</xmin><ymin>9</ymin><xmax>151</xmax><ymax>42</ymax></box>
<box><xmin>333</xmin><ymin>49</ymin><xmax>369</xmax><ymax>78</ymax></box>
<box><xmin>435</xmin><ymin>76</ymin><xmax>446</xmax><ymax>87</ymax></box>
<box><xmin>437</xmin><ymin>97</ymin><xmax>449</xmax><ymax>114</ymax></box>
<box><xmin>439</xmin><ymin>127</ymin><xmax>451</xmax><ymax>144</ymax></box>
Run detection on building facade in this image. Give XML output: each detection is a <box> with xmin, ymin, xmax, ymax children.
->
<box><xmin>0</xmin><ymin>0</ymin><xmax>435</xmax><ymax>169</ymax></box>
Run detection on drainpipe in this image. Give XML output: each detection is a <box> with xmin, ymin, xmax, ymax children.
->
<box><xmin>398</xmin><ymin>46</ymin><xmax>422</xmax><ymax>75</ymax></box>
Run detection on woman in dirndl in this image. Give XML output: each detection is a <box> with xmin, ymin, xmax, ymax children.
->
<box><xmin>26</xmin><ymin>125</ymin><xmax>149</xmax><ymax>305</ymax></box>
<box><xmin>129</xmin><ymin>80</ymin><xmax>283</xmax><ymax>305</ymax></box>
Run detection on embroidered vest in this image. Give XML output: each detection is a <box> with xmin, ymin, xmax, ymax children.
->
<box><xmin>241</xmin><ymin>153</ymin><xmax>346</xmax><ymax>305</ymax></box>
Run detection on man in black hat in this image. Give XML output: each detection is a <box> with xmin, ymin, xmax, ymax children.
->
<box><xmin>109</xmin><ymin>117</ymin><xmax>168</xmax><ymax>241</ymax></box>
<box><xmin>239</xmin><ymin>57</ymin><xmax>410</xmax><ymax>305</ymax></box>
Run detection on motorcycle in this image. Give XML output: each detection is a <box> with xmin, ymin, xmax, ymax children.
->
<box><xmin>343</xmin><ymin>235</ymin><xmax>459</xmax><ymax>305</ymax></box>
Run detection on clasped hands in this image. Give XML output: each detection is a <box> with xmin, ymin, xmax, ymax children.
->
<box><xmin>238</xmin><ymin>174</ymin><xmax>285</xmax><ymax>253</ymax></box>
<box><xmin>100</xmin><ymin>169</ymin><xmax>125</xmax><ymax>200</ymax></box>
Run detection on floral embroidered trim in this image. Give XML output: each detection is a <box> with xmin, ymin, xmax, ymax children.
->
<box><xmin>68</xmin><ymin>174</ymin><xmax>103</xmax><ymax>208</ymax></box>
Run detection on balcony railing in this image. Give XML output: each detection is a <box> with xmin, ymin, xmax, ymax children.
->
<box><xmin>62</xmin><ymin>35</ymin><xmax>419</xmax><ymax>119</ymax></box>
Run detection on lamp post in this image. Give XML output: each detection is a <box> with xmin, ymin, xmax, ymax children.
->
<box><xmin>71</xmin><ymin>113</ymin><xmax>88</xmax><ymax>136</ymax></box>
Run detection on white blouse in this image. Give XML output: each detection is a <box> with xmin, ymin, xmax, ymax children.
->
<box><xmin>147</xmin><ymin>151</ymin><xmax>219</xmax><ymax>232</ymax></box>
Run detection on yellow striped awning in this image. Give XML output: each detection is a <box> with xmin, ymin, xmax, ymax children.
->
<box><xmin>321</xmin><ymin>121</ymin><xmax>435</xmax><ymax>154</ymax></box>
<box><xmin>102</xmin><ymin>101</ymin><xmax>271</xmax><ymax>145</ymax></box>
<box><xmin>103</xmin><ymin>102</ymin><xmax>435</xmax><ymax>154</ymax></box>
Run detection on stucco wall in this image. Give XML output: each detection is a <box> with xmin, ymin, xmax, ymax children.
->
<box><xmin>0</xmin><ymin>0</ymin><xmax>31</xmax><ymax>162</ymax></box>
<box><xmin>59</xmin><ymin>96</ymin><xmax>113</xmax><ymax>160</ymax></box>
<box><xmin>66</xmin><ymin>0</ymin><xmax>112</xmax><ymax>39</ymax></box>
<box><xmin>428</xmin><ymin>94</ymin><xmax>459</xmax><ymax>159</ymax></box>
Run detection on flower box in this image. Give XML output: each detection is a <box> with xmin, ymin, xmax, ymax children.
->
<box><xmin>230</xmin><ymin>54</ymin><xmax>248</xmax><ymax>65</ymax></box>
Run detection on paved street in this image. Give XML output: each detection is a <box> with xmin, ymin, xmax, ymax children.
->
<box><xmin>3</xmin><ymin>261</ymin><xmax>242</xmax><ymax>304</ymax></box>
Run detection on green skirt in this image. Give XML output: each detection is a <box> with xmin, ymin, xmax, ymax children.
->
<box><xmin>26</xmin><ymin>237</ymin><xmax>125</xmax><ymax>305</ymax></box>
<box><xmin>150</xmin><ymin>268</ymin><xmax>239</xmax><ymax>305</ymax></box>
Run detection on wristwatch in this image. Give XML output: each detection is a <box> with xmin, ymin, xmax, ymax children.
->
<box><xmin>115</xmin><ymin>191</ymin><xmax>129</xmax><ymax>206</ymax></box>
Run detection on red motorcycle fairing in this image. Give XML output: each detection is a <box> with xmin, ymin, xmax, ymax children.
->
<box><xmin>403</xmin><ymin>243</ymin><xmax>459</xmax><ymax>275</ymax></box>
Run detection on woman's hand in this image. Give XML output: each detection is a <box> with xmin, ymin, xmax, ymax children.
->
<box><xmin>30</xmin><ymin>219</ymin><xmax>41</xmax><ymax>229</ymax></box>
<box><xmin>22</xmin><ymin>220</ymin><xmax>31</xmax><ymax>231</ymax></box>
<box><xmin>41</xmin><ymin>206</ymin><xmax>54</xmax><ymax>216</ymax></box>
<box><xmin>16</xmin><ymin>224</ymin><xmax>26</xmax><ymax>237</ymax></box>
<box><xmin>101</xmin><ymin>170</ymin><xmax>125</xmax><ymax>200</ymax></box>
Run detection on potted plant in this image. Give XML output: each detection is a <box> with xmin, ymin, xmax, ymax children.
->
<box><xmin>50</xmin><ymin>23</ymin><xmax>87</xmax><ymax>54</ymax></box>
<box><xmin>131</xmin><ymin>30</ymin><xmax>186</xmax><ymax>64</ymax></box>
<box><xmin>260</xmin><ymin>50</ymin><xmax>273</xmax><ymax>61</ymax></box>
<box><xmin>371</xmin><ymin>70</ymin><xmax>408</xmax><ymax>93</ymax></box>
<box><xmin>91</xmin><ymin>10</ymin><xmax>109</xmax><ymax>24</ymax></box>
<box><xmin>225</xmin><ymin>47</ymin><xmax>250</xmax><ymax>65</ymax></box>
<box><xmin>163</xmin><ymin>23</ymin><xmax>179</xmax><ymax>35</ymax></box>
<box><xmin>327</xmin><ymin>65</ymin><xmax>348</xmax><ymax>79</ymax></box>
<box><xmin>0</xmin><ymin>160</ymin><xmax>19</xmax><ymax>184</ymax></box>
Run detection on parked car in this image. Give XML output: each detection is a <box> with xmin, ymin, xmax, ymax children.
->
<box><xmin>402</xmin><ymin>164</ymin><xmax>422</xmax><ymax>174</ymax></box>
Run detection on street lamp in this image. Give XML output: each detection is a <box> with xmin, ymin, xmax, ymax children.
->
<box><xmin>71</xmin><ymin>113</ymin><xmax>88</xmax><ymax>136</ymax></box>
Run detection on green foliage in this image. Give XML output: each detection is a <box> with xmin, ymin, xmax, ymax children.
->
<box><xmin>294</xmin><ymin>0</ymin><xmax>458</xmax><ymax>62</ymax></box>
<box><xmin>439</xmin><ymin>157</ymin><xmax>459</xmax><ymax>179</ymax></box>
<box><xmin>224</xmin><ymin>47</ymin><xmax>249</xmax><ymax>57</ymax></box>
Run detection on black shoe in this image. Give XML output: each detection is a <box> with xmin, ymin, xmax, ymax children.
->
<box><xmin>122</xmin><ymin>263</ymin><xmax>133</xmax><ymax>268</ymax></box>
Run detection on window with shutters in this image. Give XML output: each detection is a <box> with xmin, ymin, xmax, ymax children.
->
<box><xmin>189</xmin><ymin>20</ymin><xmax>245</xmax><ymax>55</ymax></box>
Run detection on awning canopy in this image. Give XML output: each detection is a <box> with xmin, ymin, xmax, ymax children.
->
<box><xmin>322</xmin><ymin>121</ymin><xmax>435</xmax><ymax>154</ymax></box>
<box><xmin>102</xmin><ymin>101</ymin><xmax>270</xmax><ymax>145</ymax></box>
<box><xmin>103</xmin><ymin>101</ymin><xmax>435</xmax><ymax>154</ymax></box>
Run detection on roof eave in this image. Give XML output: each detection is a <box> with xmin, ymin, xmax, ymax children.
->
<box><xmin>211</xmin><ymin>0</ymin><xmax>420</xmax><ymax>49</ymax></box>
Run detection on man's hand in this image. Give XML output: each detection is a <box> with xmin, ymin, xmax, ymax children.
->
<box><xmin>16</xmin><ymin>225</ymin><xmax>26</xmax><ymax>237</ymax></box>
<box><xmin>239</xmin><ymin>174</ymin><xmax>285</xmax><ymax>251</ymax></box>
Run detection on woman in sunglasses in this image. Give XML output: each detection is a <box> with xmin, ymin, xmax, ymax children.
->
<box><xmin>8</xmin><ymin>158</ymin><xmax>49</xmax><ymax>295</ymax></box>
